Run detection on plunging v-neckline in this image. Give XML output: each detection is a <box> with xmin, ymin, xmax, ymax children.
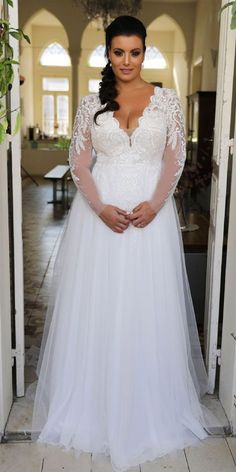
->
<box><xmin>111</xmin><ymin>86</ymin><xmax>159</xmax><ymax>136</ymax></box>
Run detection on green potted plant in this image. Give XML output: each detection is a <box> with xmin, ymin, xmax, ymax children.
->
<box><xmin>220</xmin><ymin>1</ymin><xmax>236</xmax><ymax>29</ymax></box>
<box><xmin>0</xmin><ymin>0</ymin><xmax>30</xmax><ymax>143</ymax></box>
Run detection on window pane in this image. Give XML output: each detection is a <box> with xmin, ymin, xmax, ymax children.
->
<box><xmin>42</xmin><ymin>95</ymin><xmax>54</xmax><ymax>136</ymax></box>
<box><xmin>89</xmin><ymin>45</ymin><xmax>106</xmax><ymax>68</ymax></box>
<box><xmin>143</xmin><ymin>46</ymin><xmax>167</xmax><ymax>69</ymax></box>
<box><xmin>40</xmin><ymin>43</ymin><xmax>71</xmax><ymax>67</ymax></box>
<box><xmin>57</xmin><ymin>95</ymin><xmax>69</xmax><ymax>135</ymax></box>
<box><xmin>88</xmin><ymin>79</ymin><xmax>100</xmax><ymax>93</ymax></box>
<box><xmin>43</xmin><ymin>77</ymin><xmax>69</xmax><ymax>92</ymax></box>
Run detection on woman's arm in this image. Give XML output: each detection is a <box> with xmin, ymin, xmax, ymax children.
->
<box><xmin>148</xmin><ymin>89</ymin><xmax>186</xmax><ymax>213</ymax></box>
<box><xmin>128</xmin><ymin>89</ymin><xmax>186</xmax><ymax>228</ymax></box>
<box><xmin>69</xmin><ymin>95</ymin><xmax>106</xmax><ymax>215</ymax></box>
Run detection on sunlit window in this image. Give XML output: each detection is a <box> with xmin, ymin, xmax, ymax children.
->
<box><xmin>89</xmin><ymin>45</ymin><xmax>106</xmax><ymax>68</ymax></box>
<box><xmin>40</xmin><ymin>43</ymin><xmax>71</xmax><ymax>67</ymax></box>
<box><xmin>143</xmin><ymin>46</ymin><xmax>167</xmax><ymax>69</ymax></box>
<box><xmin>88</xmin><ymin>79</ymin><xmax>100</xmax><ymax>93</ymax></box>
<box><xmin>42</xmin><ymin>76</ymin><xmax>69</xmax><ymax>136</ymax></box>
<box><xmin>42</xmin><ymin>77</ymin><xmax>69</xmax><ymax>92</ymax></box>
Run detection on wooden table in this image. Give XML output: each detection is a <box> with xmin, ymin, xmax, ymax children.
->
<box><xmin>44</xmin><ymin>165</ymin><xmax>70</xmax><ymax>204</ymax></box>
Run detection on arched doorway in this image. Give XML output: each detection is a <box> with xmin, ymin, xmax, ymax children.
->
<box><xmin>21</xmin><ymin>9</ymin><xmax>72</xmax><ymax>138</ymax></box>
<box><xmin>147</xmin><ymin>14</ymin><xmax>188</xmax><ymax>115</ymax></box>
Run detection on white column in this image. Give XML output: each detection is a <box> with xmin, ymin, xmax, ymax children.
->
<box><xmin>69</xmin><ymin>50</ymin><xmax>80</xmax><ymax>121</ymax></box>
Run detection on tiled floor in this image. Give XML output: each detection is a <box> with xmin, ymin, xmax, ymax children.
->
<box><xmin>1</xmin><ymin>437</ymin><xmax>236</xmax><ymax>472</ymax></box>
<box><xmin>1</xmin><ymin>178</ymin><xmax>235</xmax><ymax>472</ymax></box>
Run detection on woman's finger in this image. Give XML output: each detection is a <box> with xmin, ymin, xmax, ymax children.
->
<box><xmin>118</xmin><ymin>222</ymin><xmax>128</xmax><ymax>230</ymax></box>
<box><xmin>132</xmin><ymin>203</ymin><xmax>142</xmax><ymax>212</ymax></box>
<box><xmin>132</xmin><ymin>217</ymin><xmax>144</xmax><ymax>226</ymax></box>
<box><xmin>129</xmin><ymin>210</ymin><xmax>142</xmax><ymax>221</ymax></box>
<box><xmin>116</xmin><ymin>207</ymin><xmax>129</xmax><ymax>216</ymax></box>
<box><xmin>117</xmin><ymin>215</ymin><xmax>130</xmax><ymax>226</ymax></box>
<box><xmin>114</xmin><ymin>226</ymin><xmax>124</xmax><ymax>233</ymax></box>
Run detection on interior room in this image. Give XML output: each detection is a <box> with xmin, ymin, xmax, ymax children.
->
<box><xmin>1</xmin><ymin>0</ymin><xmax>236</xmax><ymax>470</ymax></box>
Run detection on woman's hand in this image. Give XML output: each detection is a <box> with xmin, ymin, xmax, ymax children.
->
<box><xmin>128</xmin><ymin>201</ymin><xmax>156</xmax><ymax>228</ymax></box>
<box><xmin>99</xmin><ymin>205</ymin><xmax>130</xmax><ymax>233</ymax></box>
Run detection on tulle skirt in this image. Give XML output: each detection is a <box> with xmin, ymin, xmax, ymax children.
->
<box><xmin>30</xmin><ymin>163</ymin><xmax>219</xmax><ymax>472</ymax></box>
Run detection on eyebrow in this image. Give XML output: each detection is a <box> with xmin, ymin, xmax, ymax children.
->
<box><xmin>113</xmin><ymin>47</ymin><xmax>141</xmax><ymax>52</ymax></box>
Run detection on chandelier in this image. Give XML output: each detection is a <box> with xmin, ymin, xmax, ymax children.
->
<box><xmin>74</xmin><ymin>0</ymin><xmax>142</xmax><ymax>29</ymax></box>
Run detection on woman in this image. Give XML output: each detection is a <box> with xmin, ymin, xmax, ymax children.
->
<box><xmin>31</xmin><ymin>15</ymin><xmax>218</xmax><ymax>472</ymax></box>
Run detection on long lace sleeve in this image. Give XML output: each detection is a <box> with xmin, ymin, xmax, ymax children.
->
<box><xmin>148</xmin><ymin>89</ymin><xmax>186</xmax><ymax>214</ymax></box>
<box><xmin>69</xmin><ymin>95</ymin><xmax>105</xmax><ymax>215</ymax></box>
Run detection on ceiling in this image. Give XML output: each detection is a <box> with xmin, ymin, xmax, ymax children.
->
<box><xmin>144</xmin><ymin>0</ymin><xmax>195</xmax><ymax>2</ymax></box>
<box><xmin>29</xmin><ymin>1</ymin><xmax>196</xmax><ymax>27</ymax></box>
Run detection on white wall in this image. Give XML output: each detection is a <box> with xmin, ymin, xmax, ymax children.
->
<box><xmin>22</xmin><ymin>149</ymin><xmax>68</xmax><ymax>175</ymax></box>
<box><xmin>191</xmin><ymin>0</ymin><xmax>221</xmax><ymax>92</ymax></box>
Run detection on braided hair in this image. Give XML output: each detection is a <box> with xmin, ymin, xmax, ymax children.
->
<box><xmin>94</xmin><ymin>16</ymin><xmax>147</xmax><ymax>124</ymax></box>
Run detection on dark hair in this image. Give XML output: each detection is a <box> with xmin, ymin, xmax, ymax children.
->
<box><xmin>94</xmin><ymin>15</ymin><xmax>147</xmax><ymax>124</ymax></box>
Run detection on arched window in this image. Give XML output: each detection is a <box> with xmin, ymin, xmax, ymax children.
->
<box><xmin>40</xmin><ymin>42</ymin><xmax>71</xmax><ymax>67</ymax></box>
<box><xmin>89</xmin><ymin>45</ymin><xmax>106</xmax><ymax>68</ymax></box>
<box><xmin>143</xmin><ymin>46</ymin><xmax>167</xmax><ymax>69</ymax></box>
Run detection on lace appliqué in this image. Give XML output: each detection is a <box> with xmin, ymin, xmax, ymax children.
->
<box><xmin>68</xmin><ymin>88</ymin><xmax>186</xmax><ymax>217</ymax></box>
<box><xmin>166</xmin><ymin>91</ymin><xmax>186</xmax><ymax>200</ymax></box>
<box><xmin>69</xmin><ymin>94</ymin><xmax>105</xmax><ymax>215</ymax></box>
<box><xmin>148</xmin><ymin>89</ymin><xmax>186</xmax><ymax>213</ymax></box>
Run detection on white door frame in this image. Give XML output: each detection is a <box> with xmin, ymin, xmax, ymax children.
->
<box><xmin>0</xmin><ymin>136</ymin><xmax>13</xmax><ymax>438</ymax></box>
<box><xmin>219</xmin><ymin>112</ymin><xmax>236</xmax><ymax>433</ymax></box>
<box><xmin>9</xmin><ymin>0</ymin><xmax>25</xmax><ymax>397</ymax></box>
<box><xmin>204</xmin><ymin>0</ymin><xmax>236</xmax><ymax>394</ymax></box>
<box><xmin>0</xmin><ymin>0</ymin><xmax>13</xmax><ymax>438</ymax></box>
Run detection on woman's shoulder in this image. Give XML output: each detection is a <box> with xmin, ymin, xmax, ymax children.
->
<box><xmin>79</xmin><ymin>93</ymin><xmax>101</xmax><ymax>108</ymax></box>
<box><xmin>155</xmin><ymin>86</ymin><xmax>178</xmax><ymax>101</ymax></box>
<box><xmin>154</xmin><ymin>87</ymin><xmax>182</xmax><ymax>113</ymax></box>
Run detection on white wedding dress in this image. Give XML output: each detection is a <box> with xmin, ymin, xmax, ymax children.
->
<box><xmin>30</xmin><ymin>86</ymin><xmax>219</xmax><ymax>472</ymax></box>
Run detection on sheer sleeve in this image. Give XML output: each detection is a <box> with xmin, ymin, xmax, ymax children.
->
<box><xmin>69</xmin><ymin>95</ymin><xmax>105</xmax><ymax>215</ymax></box>
<box><xmin>148</xmin><ymin>89</ymin><xmax>186</xmax><ymax>214</ymax></box>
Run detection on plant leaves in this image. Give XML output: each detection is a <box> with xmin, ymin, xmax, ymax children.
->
<box><xmin>0</xmin><ymin>106</ymin><xmax>6</xmax><ymax>119</ymax></box>
<box><xmin>0</xmin><ymin>19</ymin><xmax>10</xmax><ymax>26</ymax></box>
<box><xmin>231</xmin><ymin>14</ymin><xmax>236</xmax><ymax>28</ymax></box>
<box><xmin>231</xmin><ymin>1</ymin><xmax>236</xmax><ymax>28</ymax></box>
<box><xmin>22</xmin><ymin>33</ymin><xmax>31</xmax><ymax>44</ymax></box>
<box><xmin>5</xmin><ymin>63</ymin><xmax>14</xmax><ymax>85</ymax></box>
<box><xmin>9</xmin><ymin>30</ymin><xmax>22</xmax><ymax>40</ymax></box>
<box><xmin>5</xmin><ymin>43</ymin><xmax>13</xmax><ymax>59</ymax></box>
<box><xmin>220</xmin><ymin>1</ymin><xmax>234</xmax><ymax>14</ymax></box>
<box><xmin>219</xmin><ymin>0</ymin><xmax>236</xmax><ymax>29</ymax></box>
<box><xmin>6</xmin><ymin>0</ymin><xmax>13</xmax><ymax>6</ymax></box>
<box><xmin>0</xmin><ymin>72</ymin><xmax>7</xmax><ymax>96</ymax></box>
<box><xmin>12</xmin><ymin>110</ymin><xmax>21</xmax><ymax>136</ymax></box>
<box><xmin>0</xmin><ymin>58</ymin><xmax>18</xmax><ymax>66</ymax></box>
<box><xmin>0</xmin><ymin>118</ymin><xmax>8</xmax><ymax>144</ymax></box>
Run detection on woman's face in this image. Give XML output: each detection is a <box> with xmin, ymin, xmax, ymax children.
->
<box><xmin>108</xmin><ymin>35</ymin><xmax>145</xmax><ymax>82</ymax></box>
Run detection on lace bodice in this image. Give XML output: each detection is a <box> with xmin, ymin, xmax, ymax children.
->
<box><xmin>69</xmin><ymin>86</ymin><xmax>186</xmax><ymax>215</ymax></box>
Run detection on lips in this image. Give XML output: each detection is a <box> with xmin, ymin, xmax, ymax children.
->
<box><xmin>120</xmin><ymin>69</ymin><xmax>133</xmax><ymax>74</ymax></box>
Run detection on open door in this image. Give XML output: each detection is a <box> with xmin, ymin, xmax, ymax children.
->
<box><xmin>219</xmin><ymin>108</ymin><xmax>236</xmax><ymax>433</ymax></box>
<box><xmin>204</xmin><ymin>1</ymin><xmax>236</xmax><ymax>394</ymax></box>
